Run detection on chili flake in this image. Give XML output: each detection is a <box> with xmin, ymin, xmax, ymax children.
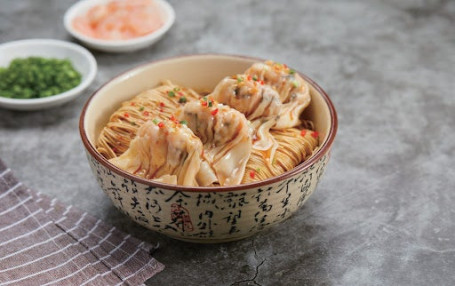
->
<box><xmin>124</xmin><ymin>112</ymin><xmax>130</xmax><ymax>118</ymax></box>
<box><xmin>158</xmin><ymin>122</ymin><xmax>165</xmax><ymax>128</ymax></box>
<box><xmin>130</xmin><ymin>102</ymin><xmax>136</xmax><ymax>106</ymax></box>
<box><xmin>169</xmin><ymin>115</ymin><xmax>178</xmax><ymax>123</ymax></box>
<box><xmin>247</xmin><ymin>75</ymin><xmax>252</xmax><ymax>81</ymax></box>
<box><xmin>300</xmin><ymin>130</ymin><xmax>306</xmax><ymax>137</ymax></box>
<box><xmin>143</xmin><ymin>111</ymin><xmax>149</xmax><ymax>116</ymax></box>
<box><xmin>249</xmin><ymin>170</ymin><xmax>256</xmax><ymax>179</ymax></box>
<box><xmin>211</xmin><ymin>108</ymin><xmax>219</xmax><ymax>116</ymax></box>
<box><xmin>159</xmin><ymin>102</ymin><xmax>165</xmax><ymax>107</ymax></box>
<box><xmin>311</xmin><ymin>131</ymin><xmax>319</xmax><ymax>138</ymax></box>
<box><xmin>201</xmin><ymin>101</ymin><xmax>208</xmax><ymax>107</ymax></box>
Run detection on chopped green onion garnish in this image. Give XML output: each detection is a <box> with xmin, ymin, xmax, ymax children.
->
<box><xmin>168</xmin><ymin>91</ymin><xmax>175</xmax><ymax>97</ymax></box>
<box><xmin>152</xmin><ymin>119</ymin><xmax>159</xmax><ymax>125</ymax></box>
<box><xmin>179</xmin><ymin>120</ymin><xmax>187</xmax><ymax>125</ymax></box>
<box><xmin>0</xmin><ymin>56</ymin><xmax>81</xmax><ymax>99</ymax></box>
<box><xmin>179</xmin><ymin>96</ymin><xmax>187</xmax><ymax>103</ymax></box>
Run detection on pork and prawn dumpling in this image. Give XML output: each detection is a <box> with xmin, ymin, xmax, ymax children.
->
<box><xmin>245</xmin><ymin>61</ymin><xmax>311</xmax><ymax>129</ymax></box>
<box><xmin>210</xmin><ymin>74</ymin><xmax>282</xmax><ymax>121</ymax></box>
<box><xmin>109</xmin><ymin>119</ymin><xmax>207</xmax><ymax>186</ymax></box>
<box><xmin>96</xmin><ymin>81</ymin><xmax>200</xmax><ymax>159</ymax></box>
<box><xmin>210</xmin><ymin>74</ymin><xmax>282</xmax><ymax>162</ymax></box>
<box><xmin>178</xmin><ymin>97</ymin><xmax>252</xmax><ymax>186</ymax></box>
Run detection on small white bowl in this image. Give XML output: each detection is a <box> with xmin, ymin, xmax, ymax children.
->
<box><xmin>63</xmin><ymin>0</ymin><xmax>175</xmax><ymax>53</ymax></box>
<box><xmin>0</xmin><ymin>39</ymin><xmax>97</xmax><ymax>111</ymax></box>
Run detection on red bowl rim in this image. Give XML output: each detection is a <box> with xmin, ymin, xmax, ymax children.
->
<box><xmin>79</xmin><ymin>53</ymin><xmax>338</xmax><ymax>193</ymax></box>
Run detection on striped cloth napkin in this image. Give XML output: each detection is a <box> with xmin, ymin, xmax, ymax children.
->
<box><xmin>0</xmin><ymin>159</ymin><xmax>164</xmax><ymax>285</ymax></box>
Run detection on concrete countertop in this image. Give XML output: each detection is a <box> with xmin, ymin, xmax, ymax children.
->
<box><xmin>1</xmin><ymin>0</ymin><xmax>454</xmax><ymax>285</ymax></box>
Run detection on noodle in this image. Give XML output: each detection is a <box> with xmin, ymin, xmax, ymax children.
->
<box><xmin>242</xmin><ymin>128</ymin><xmax>319</xmax><ymax>183</ymax></box>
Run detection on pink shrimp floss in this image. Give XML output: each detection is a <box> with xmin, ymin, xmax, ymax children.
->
<box><xmin>72</xmin><ymin>0</ymin><xmax>164</xmax><ymax>40</ymax></box>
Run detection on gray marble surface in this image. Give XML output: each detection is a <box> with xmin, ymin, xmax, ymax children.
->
<box><xmin>1</xmin><ymin>0</ymin><xmax>454</xmax><ymax>285</ymax></box>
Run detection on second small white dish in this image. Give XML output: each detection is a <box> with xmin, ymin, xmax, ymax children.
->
<box><xmin>63</xmin><ymin>0</ymin><xmax>175</xmax><ymax>53</ymax></box>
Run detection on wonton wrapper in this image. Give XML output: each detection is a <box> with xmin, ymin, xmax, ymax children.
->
<box><xmin>109</xmin><ymin>120</ymin><xmax>208</xmax><ymax>186</ymax></box>
<box><xmin>178</xmin><ymin>100</ymin><xmax>252</xmax><ymax>186</ymax></box>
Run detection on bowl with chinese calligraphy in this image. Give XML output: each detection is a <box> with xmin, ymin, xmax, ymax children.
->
<box><xmin>79</xmin><ymin>54</ymin><xmax>337</xmax><ymax>243</ymax></box>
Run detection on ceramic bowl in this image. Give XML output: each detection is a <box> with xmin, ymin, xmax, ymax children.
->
<box><xmin>79</xmin><ymin>54</ymin><xmax>337</xmax><ymax>243</ymax></box>
<box><xmin>63</xmin><ymin>0</ymin><xmax>175</xmax><ymax>53</ymax></box>
<box><xmin>0</xmin><ymin>39</ymin><xmax>97</xmax><ymax>111</ymax></box>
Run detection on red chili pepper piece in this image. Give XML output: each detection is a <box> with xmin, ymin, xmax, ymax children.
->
<box><xmin>160</xmin><ymin>102</ymin><xmax>165</xmax><ymax>107</ymax></box>
<box><xmin>143</xmin><ymin>111</ymin><xmax>149</xmax><ymax>116</ymax></box>
<box><xmin>124</xmin><ymin>112</ymin><xmax>129</xmax><ymax>118</ymax></box>
<box><xmin>130</xmin><ymin>102</ymin><xmax>136</xmax><ymax>106</ymax></box>
<box><xmin>249</xmin><ymin>170</ymin><xmax>255</xmax><ymax>179</ymax></box>
<box><xmin>211</xmin><ymin>108</ymin><xmax>219</xmax><ymax>116</ymax></box>
<box><xmin>311</xmin><ymin>131</ymin><xmax>319</xmax><ymax>138</ymax></box>
<box><xmin>300</xmin><ymin>130</ymin><xmax>306</xmax><ymax>137</ymax></box>
<box><xmin>201</xmin><ymin>101</ymin><xmax>208</xmax><ymax>107</ymax></box>
<box><xmin>158</xmin><ymin>122</ymin><xmax>165</xmax><ymax>128</ymax></box>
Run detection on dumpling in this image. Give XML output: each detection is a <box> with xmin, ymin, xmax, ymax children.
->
<box><xmin>210</xmin><ymin>74</ymin><xmax>282</xmax><ymax>162</ymax></box>
<box><xmin>109</xmin><ymin>119</ymin><xmax>204</xmax><ymax>186</ymax></box>
<box><xmin>96</xmin><ymin>81</ymin><xmax>200</xmax><ymax>159</ymax></box>
<box><xmin>178</xmin><ymin>97</ymin><xmax>252</xmax><ymax>186</ymax></box>
<box><xmin>210</xmin><ymin>75</ymin><xmax>282</xmax><ymax>121</ymax></box>
<box><xmin>245</xmin><ymin>61</ymin><xmax>311</xmax><ymax>129</ymax></box>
